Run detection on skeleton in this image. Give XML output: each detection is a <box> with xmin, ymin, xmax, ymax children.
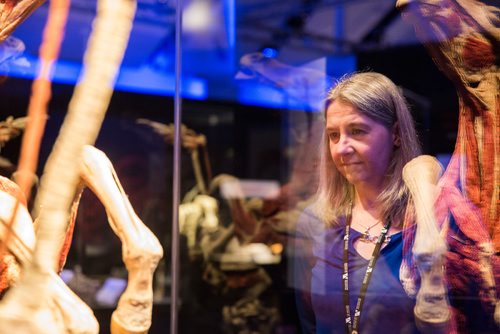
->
<box><xmin>137</xmin><ymin>119</ymin><xmax>212</xmax><ymax>196</ymax></box>
<box><xmin>81</xmin><ymin>146</ymin><xmax>163</xmax><ymax>334</ymax></box>
<box><xmin>0</xmin><ymin>186</ymin><xmax>99</xmax><ymax>333</ymax></box>
<box><xmin>0</xmin><ymin>146</ymin><xmax>163</xmax><ymax>333</ymax></box>
<box><xmin>139</xmin><ymin>118</ymin><xmax>287</xmax><ymax>333</ymax></box>
<box><xmin>0</xmin><ymin>0</ymin><xmax>163</xmax><ymax>333</ymax></box>
<box><xmin>396</xmin><ymin>0</ymin><xmax>499</xmax><ymax>239</ymax></box>
<box><xmin>403</xmin><ymin>155</ymin><xmax>450</xmax><ymax>332</ymax></box>
<box><xmin>137</xmin><ymin>119</ymin><xmax>221</xmax><ymax>258</ymax></box>
<box><xmin>179</xmin><ymin>194</ymin><xmax>219</xmax><ymax>259</ymax></box>
<box><xmin>396</xmin><ymin>0</ymin><xmax>499</xmax><ymax>332</ymax></box>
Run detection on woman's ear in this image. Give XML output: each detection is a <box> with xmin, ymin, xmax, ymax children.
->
<box><xmin>392</xmin><ymin>122</ymin><xmax>401</xmax><ymax>147</ymax></box>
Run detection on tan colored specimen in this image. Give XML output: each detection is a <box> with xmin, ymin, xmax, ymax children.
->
<box><xmin>81</xmin><ymin>146</ymin><xmax>163</xmax><ymax>334</ymax></box>
<box><xmin>0</xmin><ymin>188</ymin><xmax>99</xmax><ymax>334</ymax></box>
<box><xmin>0</xmin><ymin>145</ymin><xmax>163</xmax><ymax>334</ymax></box>
<box><xmin>397</xmin><ymin>0</ymin><xmax>499</xmax><ymax>329</ymax></box>
<box><xmin>403</xmin><ymin>155</ymin><xmax>450</xmax><ymax>332</ymax></box>
<box><xmin>0</xmin><ymin>0</ymin><xmax>165</xmax><ymax>332</ymax></box>
<box><xmin>0</xmin><ymin>0</ymin><xmax>46</xmax><ymax>42</ymax></box>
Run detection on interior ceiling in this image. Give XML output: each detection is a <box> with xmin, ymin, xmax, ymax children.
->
<box><xmin>235</xmin><ymin>0</ymin><xmax>419</xmax><ymax>62</ymax></box>
<box><xmin>8</xmin><ymin>0</ymin><xmax>420</xmax><ymax>89</ymax></box>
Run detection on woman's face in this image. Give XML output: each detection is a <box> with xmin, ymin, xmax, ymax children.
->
<box><xmin>326</xmin><ymin>99</ymin><xmax>397</xmax><ymax>191</ymax></box>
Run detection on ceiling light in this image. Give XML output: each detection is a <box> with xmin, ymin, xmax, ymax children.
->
<box><xmin>183</xmin><ymin>0</ymin><xmax>212</xmax><ymax>32</ymax></box>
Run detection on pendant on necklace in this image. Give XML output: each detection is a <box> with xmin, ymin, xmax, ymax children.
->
<box><xmin>361</xmin><ymin>230</ymin><xmax>391</xmax><ymax>244</ymax></box>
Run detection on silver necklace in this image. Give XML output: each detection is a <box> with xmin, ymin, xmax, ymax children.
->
<box><xmin>358</xmin><ymin>221</ymin><xmax>391</xmax><ymax>244</ymax></box>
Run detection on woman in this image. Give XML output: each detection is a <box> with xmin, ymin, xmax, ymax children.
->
<box><xmin>294</xmin><ymin>72</ymin><xmax>421</xmax><ymax>334</ymax></box>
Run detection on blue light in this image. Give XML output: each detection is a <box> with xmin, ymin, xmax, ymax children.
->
<box><xmin>261</xmin><ymin>47</ymin><xmax>278</xmax><ymax>59</ymax></box>
<box><xmin>0</xmin><ymin>54</ymin><xmax>208</xmax><ymax>100</ymax></box>
<box><xmin>1</xmin><ymin>53</ymin><xmax>357</xmax><ymax>110</ymax></box>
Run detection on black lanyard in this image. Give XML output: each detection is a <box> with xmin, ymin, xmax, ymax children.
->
<box><xmin>343</xmin><ymin>214</ymin><xmax>391</xmax><ymax>334</ymax></box>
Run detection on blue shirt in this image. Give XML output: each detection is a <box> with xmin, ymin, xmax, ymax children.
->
<box><xmin>294</xmin><ymin>207</ymin><xmax>419</xmax><ymax>334</ymax></box>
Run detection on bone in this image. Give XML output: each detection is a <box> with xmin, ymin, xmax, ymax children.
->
<box><xmin>0</xmin><ymin>192</ymin><xmax>36</xmax><ymax>263</ymax></box>
<box><xmin>0</xmin><ymin>0</ymin><xmax>137</xmax><ymax>331</ymax></box>
<box><xmin>80</xmin><ymin>145</ymin><xmax>163</xmax><ymax>334</ymax></box>
<box><xmin>402</xmin><ymin>155</ymin><xmax>450</xmax><ymax>332</ymax></box>
<box><xmin>403</xmin><ymin>156</ymin><xmax>445</xmax><ymax>253</ymax></box>
<box><xmin>194</xmin><ymin>194</ymin><xmax>219</xmax><ymax>232</ymax></box>
<box><xmin>30</xmin><ymin>0</ymin><xmax>137</xmax><ymax>271</ymax></box>
<box><xmin>0</xmin><ymin>190</ymin><xmax>99</xmax><ymax>334</ymax></box>
<box><xmin>179</xmin><ymin>202</ymin><xmax>203</xmax><ymax>251</ymax></box>
<box><xmin>136</xmin><ymin>120</ymin><xmax>211</xmax><ymax>194</ymax></box>
<box><xmin>0</xmin><ymin>0</ymin><xmax>46</xmax><ymax>42</ymax></box>
<box><xmin>179</xmin><ymin>195</ymin><xmax>219</xmax><ymax>260</ymax></box>
<box><xmin>0</xmin><ymin>0</ymin><xmax>99</xmax><ymax>330</ymax></box>
<box><xmin>477</xmin><ymin>241</ymin><xmax>500</xmax><ymax>325</ymax></box>
<box><xmin>0</xmin><ymin>269</ymin><xmax>99</xmax><ymax>334</ymax></box>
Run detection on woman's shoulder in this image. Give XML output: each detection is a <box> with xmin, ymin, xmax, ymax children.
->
<box><xmin>296</xmin><ymin>205</ymin><xmax>346</xmax><ymax>238</ymax></box>
<box><xmin>295</xmin><ymin>205</ymin><xmax>325</xmax><ymax>237</ymax></box>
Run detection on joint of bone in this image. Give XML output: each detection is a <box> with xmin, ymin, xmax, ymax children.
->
<box><xmin>403</xmin><ymin>155</ymin><xmax>450</xmax><ymax>331</ymax></box>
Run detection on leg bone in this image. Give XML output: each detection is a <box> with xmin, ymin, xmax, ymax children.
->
<box><xmin>403</xmin><ymin>155</ymin><xmax>450</xmax><ymax>332</ymax></box>
<box><xmin>80</xmin><ymin>145</ymin><xmax>163</xmax><ymax>334</ymax></box>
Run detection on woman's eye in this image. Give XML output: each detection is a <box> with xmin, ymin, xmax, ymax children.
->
<box><xmin>351</xmin><ymin>128</ymin><xmax>365</xmax><ymax>136</ymax></box>
<box><xmin>328</xmin><ymin>132</ymin><xmax>339</xmax><ymax>141</ymax></box>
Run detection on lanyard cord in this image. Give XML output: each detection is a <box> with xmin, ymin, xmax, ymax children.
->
<box><xmin>343</xmin><ymin>213</ymin><xmax>391</xmax><ymax>334</ymax></box>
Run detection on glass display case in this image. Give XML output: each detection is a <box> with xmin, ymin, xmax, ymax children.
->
<box><xmin>0</xmin><ymin>0</ymin><xmax>498</xmax><ymax>333</ymax></box>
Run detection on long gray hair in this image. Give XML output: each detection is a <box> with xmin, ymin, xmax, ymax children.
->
<box><xmin>312</xmin><ymin>72</ymin><xmax>421</xmax><ymax>227</ymax></box>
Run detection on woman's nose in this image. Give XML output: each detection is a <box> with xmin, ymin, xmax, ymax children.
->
<box><xmin>336</xmin><ymin>136</ymin><xmax>353</xmax><ymax>155</ymax></box>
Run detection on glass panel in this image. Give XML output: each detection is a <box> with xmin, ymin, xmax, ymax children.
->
<box><xmin>178</xmin><ymin>1</ymin><xmax>354</xmax><ymax>333</ymax></box>
<box><xmin>176</xmin><ymin>0</ymin><xmax>499</xmax><ymax>334</ymax></box>
<box><xmin>0</xmin><ymin>0</ymin><xmax>496</xmax><ymax>333</ymax></box>
<box><xmin>0</xmin><ymin>1</ymin><xmax>174</xmax><ymax>333</ymax></box>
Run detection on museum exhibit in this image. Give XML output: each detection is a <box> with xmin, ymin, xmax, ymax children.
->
<box><xmin>0</xmin><ymin>0</ymin><xmax>498</xmax><ymax>333</ymax></box>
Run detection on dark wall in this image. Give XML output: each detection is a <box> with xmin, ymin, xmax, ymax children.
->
<box><xmin>358</xmin><ymin>45</ymin><xmax>459</xmax><ymax>156</ymax></box>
